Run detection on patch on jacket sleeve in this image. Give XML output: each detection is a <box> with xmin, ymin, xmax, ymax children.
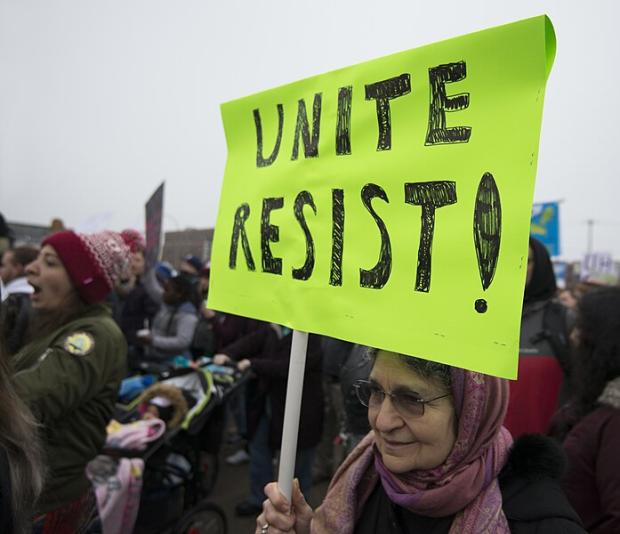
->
<box><xmin>62</xmin><ymin>332</ymin><xmax>95</xmax><ymax>356</ymax></box>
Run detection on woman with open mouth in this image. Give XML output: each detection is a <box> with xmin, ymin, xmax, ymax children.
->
<box><xmin>255</xmin><ymin>349</ymin><xmax>587</xmax><ymax>534</ymax></box>
<box><xmin>10</xmin><ymin>230</ymin><xmax>130</xmax><ymax>534</ymax></box>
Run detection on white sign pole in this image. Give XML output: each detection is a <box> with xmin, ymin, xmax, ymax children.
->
<box><xmin>276</xmin><ymin>329</ymin><xmax>309</xmax><ymax>501</ymax></box>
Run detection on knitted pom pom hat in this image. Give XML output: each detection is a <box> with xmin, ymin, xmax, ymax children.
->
<box><xmin>120</xmin><ymin>229</ymin><xmax>146</xmax><ymax>253</ymax></box>
<box><xmin>43</xmin><ymin>230</ymin><xmax>130</xmax><ymax>304</ymax></box>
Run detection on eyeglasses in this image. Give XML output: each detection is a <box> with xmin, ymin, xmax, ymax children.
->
<box><xmin>353</xmin><ymin>379</ymin><xmax>450</xmax><ymax>418</ymax></box>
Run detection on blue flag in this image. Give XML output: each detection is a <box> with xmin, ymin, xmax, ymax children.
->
<box><xmin>531</xmin><ymin>201</ymin><xmax>560</xmax><ymax>256</ymax></box>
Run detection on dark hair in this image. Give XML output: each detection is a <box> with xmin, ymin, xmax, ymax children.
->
<box><xmin>24</xmin><ymin>295</ymin><xmax>87</xmax><ymax>346</ymax></box>
<box><xmin>552</xmin><ymin>287</ymin><xmax>620</xmax><ymax>439</ymax></box>
<box><xmin>0</xmin><ymin>214</ymin><xmax>14</xmax><ymax>243</ymax></box>
<box><xmin>525</xmin><ymin>237</ymin><xmax>557</xmax><ymax>303</ymax></box>
<box><xmin>168</xmin><ymin>274</ymin><xmax>197</xmax><ymax>303</ymax></box>
<box><xmin>183</xmin><ymin>255</ymin><xmax>204</xmax><ymax>274</ymax></box>
<box><xmin>367</xmin><ymin>347</ymin><xmax>452</xmax><ymax>390</ymax></box>
<box><xmin>0</xmin><ymin>346</ymin><xmax>43</xmax><ymax>531</ymax></box>
<box><xmin>10</xmin><ymin>246</ymin><xmax>39</xmax><ymax>268</ymax></box>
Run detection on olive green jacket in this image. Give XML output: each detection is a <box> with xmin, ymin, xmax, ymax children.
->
<box><xmin>12</xmin><ymin>304</ymin><xmax>126</xmax><ymax>513</ymax></box>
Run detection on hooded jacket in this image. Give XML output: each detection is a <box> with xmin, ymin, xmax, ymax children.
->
<box><xmin>505</xmin><ymin>238</ymin><xmax>571</xmax><ymax>438</ymax></box>
<box><xmin>147</xmin><ymin>301</ymin><xmax>198</xmax><ymax>361</ymax></box>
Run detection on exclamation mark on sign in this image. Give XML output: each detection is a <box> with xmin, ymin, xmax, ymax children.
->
<box><xmin>473</xmin><ymin>172</ymin><xmax>501</xmax><ymax>313</ymax></box>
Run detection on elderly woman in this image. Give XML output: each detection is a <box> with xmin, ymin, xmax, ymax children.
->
<box><xmin>256</xmin><ymin>349</ymin><xmax>586</xmax><ymax>533</ymax></box>
<box><xmin>10</xmin><ymin>230</ymin><xmax>129</xmax><ymax>533</ymax></box>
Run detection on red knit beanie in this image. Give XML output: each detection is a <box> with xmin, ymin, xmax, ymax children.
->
<box><xmin>120</xmin><ymin>229</ymin><xmax>146</xmax><ymax>253</ymax></box>
<box><xmin>43</xmin><ymin>230</ymin><xmax>130</xmax><ymax>304</ymax></box>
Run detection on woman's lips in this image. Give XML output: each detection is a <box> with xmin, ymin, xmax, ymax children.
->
<box><xmin>29</xmin><ymin>283</ymin><xmax>41</xmax><ymax>301</ymax></box>
<box><xmin>382</xmin><ymin>438</ymin><xmax>413</xmax><ymax>450</ymax></box>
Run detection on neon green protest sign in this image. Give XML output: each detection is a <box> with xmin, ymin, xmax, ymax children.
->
<box><xmin>209</xmin><ymin>15</ymin><xmax>556</xmax><ymax>379</ymax></box>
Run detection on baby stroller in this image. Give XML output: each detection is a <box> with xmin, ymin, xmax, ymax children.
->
<box><xmin>102</xmin><ymin>362</ymin><xmax>247</xmax><ymax>534</ymax></box>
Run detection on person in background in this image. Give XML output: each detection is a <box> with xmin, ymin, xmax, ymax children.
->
<box><xmin>198</xmin><ymin>262</ymin><xmax>210</xmax><ymax>296</ymax></box>
<box><xmin>155</xmin><ymin>261</ymin><xmax>176</xmax><ymax>284</ymax></box>
<box><xmin>138</xmin><ymin>273</ymin><xmax>198</xmax><ymax>364</ymax></box>
<box><xmin>573</xmin><ymin>280</ymin><xmax>607</xmax><ymax>303</ymax></box>
<box><xmin>48</xmin><ymin>218</ymin><xmax>66</xmax><ymax>235</ymax></box>
<box><xmin>114</xmin><ymin>229</ymin><xmax>158</xmax><ymax>369</ymax></box>
<box><xmin>552</xmin><ymin>287</ymin><xmax>620</xmax><ymax>533</ymax></box>
<box><xmin>0</xmin><ymin>281</ymin><xmax>43</xmax><ymax>533</ymax></box>
<box><xmin>0</xmin><ymin>213</ymin><xmax>14</xmax><ymax>257</ymax></box>
<box><xmin>191</xmin><ymin>263</ymin><xmax>216</xmax><ymax>358</ymax></box>
<box><xmin>0</xmin><ymin>246</ymin><xmax>39</xmax><ymax>354</ymax></box>
<box><xmin>339</xmin><ymin>344</ymin><xmax>372</xmax><ymax>455</ymax></box>
<box><xmin>208</xmin><ymin>308</ymin><xmax>265</xmax><ymax>466</ymax></box>
<box><xmin>215</xmin><ymin>325</ymin><xmax>323</xmax><ymax>518</ymax></box>
<box><xmin>0</xmin><ymin>245</ymin><xmax>38</xmax><ymax>296</ymax></box>
<box><xmin>179</xmin><ymin>254</ymin><xmax>203</xmax><ymax>278</ymax></box>
<box><xmin>558</xmin><ymin>288</ymin><xmax>578</xmax><ymax>311</ymax></box>
<box><xmin>178</xmin><ymin>254</ymin><xmax>203</xmax><ymax>309</ymax></box>
<box><xmin>210</xmin><ymin>312</ymin><xmax>264</xmax><ymax>353</ymax></box>
<box><xmin>504</xmin><ymin>236</ymin><xmax>572</xmax><ymax>438</ymax></box>
<box><xmin>313</xmin><ymin>337</ymin><xmax>351</xmax><ymax>483</ymax></box>
<box><xmin>257</xmin><ymin>349</ymin><xmax>586</xmax><ymax>534</ymax></box>
<box><xmin>145</xmin><ymin>260</ymin><xmax>177</xmax><ymax>304</ymax></box>
<box><xmin>11</xmin><ymin>230</ymin><xmax>129</xmax><ymax>533</ymax></box>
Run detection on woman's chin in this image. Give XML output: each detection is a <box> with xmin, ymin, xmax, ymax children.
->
<box><xmin>378</xmin><ymin>443</ymin><xmax>419</xmax><ymax>473</ymax></box>
<box><xmin>29</xmin><ymin>297</ymin><xmax>44</xmax><ymax>310</ymax></box>
<box><xmin>381</xmin><ymin>453</ymin><xmax>417</xmax><ymax>474</ymax></box>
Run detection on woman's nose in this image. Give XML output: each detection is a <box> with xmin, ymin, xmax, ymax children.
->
<box><xmin>373</xmin><ymin>396</ymin><xmax>404</xmax><ymax>432</ymax></box>
<box><xmin>25</xmin><ymin>260</ymin><xmax>38</xmax><ymax>276</ymax></box>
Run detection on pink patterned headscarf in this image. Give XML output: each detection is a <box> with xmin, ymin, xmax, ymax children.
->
<box><xmin>312</xmin><ymin>365</ymin><xmax>512</xmax><ymax>533</ymax></box>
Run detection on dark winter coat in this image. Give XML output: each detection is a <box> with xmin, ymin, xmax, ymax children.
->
<box><xmin>562</xmin><ymin>405</ymin><xmax>620</xmax><ymax>533</ymax></box>
<box><xmin>506</xmin><ymin>299</ymin><xmax>573</xmax><ymax>438</ymax></box>
<box><xmin>321</xmin><ymin>337</ymin><xmax>353</xmax><ymax>380</ymax></box>
<box><xmin>0</xmin><ymin>448</ymin><xmax>12</xmax><ymax>534</ymax></box>
<box><xmin>506</xmin><ymin>238</ymin><xmax>574</xmax><ymax>439</ymax></box>
<box><xmin>340</xmin><ymin>344</ymin><xmax>372</xmax><ymax>436</ymax></box>
<box><xmin>116</xmin><ymin>281</ymin><xmax>158</xmax><ymax>347</ymax></box>
<box><xmin>355</xmin><ymin>434</ymin><xmax>585</xmax><ymax>534</ymax></box>
<box><xmin>1</xmin><ymin>291</ymin><xmax>31</xmax><ymax>354</ymax></box>
<box><xmin>221</xmin><ymin>326</ymin><xmax>324</xmax><ymax>451</ymax></box>
<box><xmin>211</xmin><ymin>313</ymin><xmax>263</xmax><ymax>352</ymax></box>
<box><xmin>12</xmin><ymin>304</ymin><xmax>126</xmax><ymax>513</ymax></box>
<box><xmin>499</xmin><ymin>434</ymin><xmax>585</xmax><ymax>533</ymax></box>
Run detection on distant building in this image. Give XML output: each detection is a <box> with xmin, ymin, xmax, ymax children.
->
<box><xmin>5</xmin><ymin>221</ymin><xmax>216</xmax><ymax>269</ymax></box>
<box><xmin>7</xmin><ymin>221</ymin><xmax>50</xmax><ymax>246</ymax></box>
<box><xmin>162</xmin><ymin>228</ymin><xmax>214</xmax><ymax>268</ymax></box>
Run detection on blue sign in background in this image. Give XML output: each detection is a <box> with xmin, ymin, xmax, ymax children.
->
<box><xmin>531</xmin><ymin>201</ymin><xmax>560</xmax><ymax>256</ymax></box>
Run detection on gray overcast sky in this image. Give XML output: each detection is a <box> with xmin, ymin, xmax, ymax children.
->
<box><xmin>0</xmin><ymin>0</ymin><xmax>618</xmax><ymax>260</ymax></box>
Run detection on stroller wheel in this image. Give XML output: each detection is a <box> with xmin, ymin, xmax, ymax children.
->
<box><xmin>173</xmin><ymin>502</ymin><xmax>227</xmax><ymax>534</ymax></box>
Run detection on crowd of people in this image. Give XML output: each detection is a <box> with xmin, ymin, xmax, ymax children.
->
<box><xmin>0</xmin><ymin>213</ymin><xmax>619</xmax><ymax>534</ymax></box>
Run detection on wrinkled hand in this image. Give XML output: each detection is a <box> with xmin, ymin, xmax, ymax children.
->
<box><xmin>237</xmin><ymin>359</ymin><xmax>252</xmax><ymax>372</ymax></box>
<box><xmin>255</xmin><ymin>479</ymin><xmax>313</xmax><ymax>534</ymax></box>
<box><xmin>213</xmin><ymin>353</ymin><xmax>231</xmax><ymax>365</ymax></box>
